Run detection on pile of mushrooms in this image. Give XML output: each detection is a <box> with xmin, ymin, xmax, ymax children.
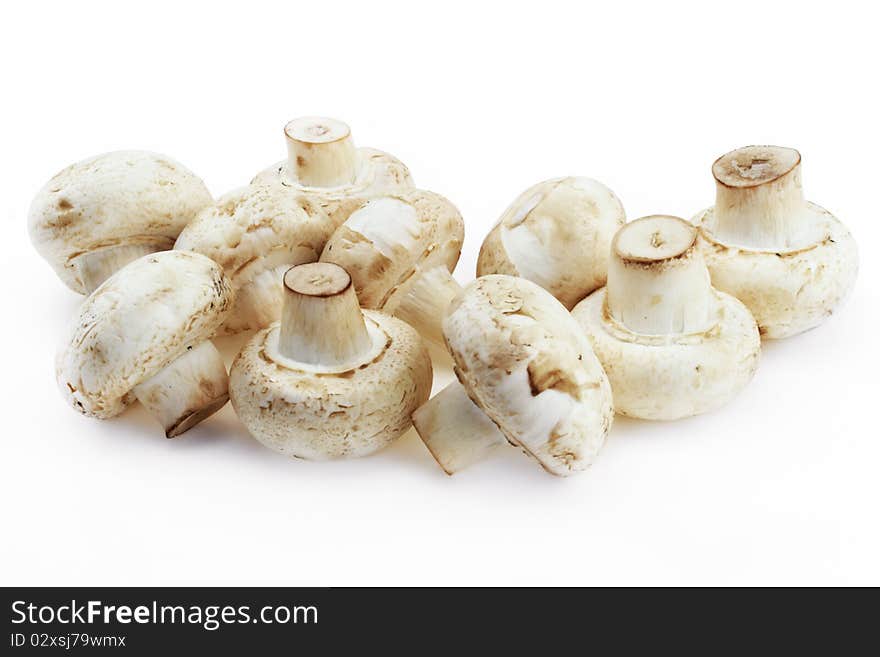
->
<box><xmin>30</xmin><ymin>122</ymin><xmax>858</xmax><ymax>476</ymax></box>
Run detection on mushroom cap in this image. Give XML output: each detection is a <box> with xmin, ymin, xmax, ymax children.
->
<box><xmin>251</xmin><ymin>147</ymin><xmax>414</xmax><ymax>226</ymax></box>
<box><xmin>29</xmin><ymin>150</ymin><xmax>213</xmax><ymax>293</ymax></box>
<box><xmin>320</xmin><ymin>189</ymin><xmax>465</xmax><ymax>311</ymax></box>
<box><xmin>174</xmin><ymin>184</ymin><xmax>340</xmax><ymax>334</ymax></box>
<box><xmin>443</xmin><ymin>275</ymin><xmax>614</xmax><ymax>476</ymax></box>
<box><xmin>56</xmin><ymin>251</ymin><xmax>233</xmax><ymax>419</ymax></box>
<box><xmin>571</xmin><ymin>288</ymin><xmax>760</xmax><ymax>420</ymax></box>
<box><xmin>694</xmin><ymin>202</ymin><xmax>858</xmax><ymax>339</ymax></box>
<box><xmin>229</xmin><ymin>310</ymin><xmax>432</xmax><ymax>459</ymax></box>
<box><xmin>477</xmin><ymin>177</ymin><xmax>626</xmax><ymax>309</ymax></box>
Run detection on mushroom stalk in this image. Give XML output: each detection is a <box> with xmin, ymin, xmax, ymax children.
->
<box><xmin>278</xmin><ymin>263</ymin><xmax>371</xmax><ymax>366</ymax></box>
<box><xmin>712</xmin><ymin>146</ymin><xmax>806</xmax><ymax>250</ymax></box>
<box><xmin>74</xmin><ymin>243</ymin><xmax>162</xmax><ymax>293</ymax></box>
<box><xmin>284</xmin><ymin>117</ymin><xmax>357</xmax><ymax>188</ymax></box>
<box><xmin>606</xmin><ymin>215</ymin><xmax>713</xmax><ymax>335</ymax></box>
<box><xmin>132</xmin><ymin>340</ymin><xmax>229</xmax><ymax>438</ymax></box>
<box><xmin>391</xmin><ymin>266</ymin><xmax>462</xmax><ymax>346</ymax></box>
<box><xmin>411</xmin><ymin>380</ymin><xmax>507</xmax><ymax>475</ymax></box>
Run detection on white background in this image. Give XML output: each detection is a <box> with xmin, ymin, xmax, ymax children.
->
<box><xmin>1</xmin><ymin>0</ymin><xmax>877</xmax><ymax>586</ymax></box>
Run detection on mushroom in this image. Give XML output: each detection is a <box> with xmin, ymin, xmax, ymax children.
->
<box><xmin>693</xmin><ymin>145</ymin><xmax>858</xmax><ymax>339</ymax></box>
<box><xmin>477</xmin><ymin>177</ymin><xmax>626</xmax><ymax>309</ymax></box>
<box><xmin>411</xmin><ymin>275</ymin><xmax>614</xmax><ymax>476</ymax></box>
<box><xmin>571</xmin><ymin>215</ymin><xmax>760</xmax><ymax>420</ymax></box>
<box><xmin>29</xmin><ymin>150</ymin><xmax>213</xmax><ymax>294</ymax></box>
<box><xmin>252</xmin><ymin>116</ymin><xmax>414</xmax><ymax>226</ymax></box>
<box><xmin>174</xmin><ymin>184</ymin><xmax>339</xmax><ymax>334</ymax></box>
<box><xmin>319</xmin><ymin>189</ymin><xmax>465</xmax><ymax>345</ymax></box>
<box><xmin>229</xmin><ymin>262</ymin><xmax>432</xmax><ymax>459</ymax></box>
<box><xmin>56</xmin><ymin>250</ymin><xmax>234</xmax><ymax>437</ymax></box>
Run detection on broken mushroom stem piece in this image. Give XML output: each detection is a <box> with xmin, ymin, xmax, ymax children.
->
<box><xmin>132</xmin><ymin>340</ymin><xmax>229</xmax><ymax>438</ymax></box>
<box><xmin>284</xmin><ymin>117</ymin><xmax>358</xmax><ymax>188</ymax></box>
<box><xmin>278</xmin><ymin>263</ymin><xmax>372</xmax><ymax>366</ymax></box>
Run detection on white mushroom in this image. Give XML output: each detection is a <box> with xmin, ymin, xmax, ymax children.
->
<box><xmin>412</xmin><ymin>275</ymin><xmax>614</xmax><ymax>477</ymax></box>
<box><xmin>252</xmin><ymin>117</ymin><xmax>414</xmax><ymax>226</ymax></box>
<box><xmin>29</xmin><ymin>151</ymin><xmax>212</xmax><ymax>294</ymax></box>
<box><xmin>229</xmin><ymin>262</ymin><xmax>432</xmax><ymax>460</ymax></box>
<box><xmin>477</xmin><ymin>177</ymin><xmax>626</xmax><ymax>309</ymax></box>
<box><xmin>319</xmin><ymin>190</ymin><xmax>465</xmax><ymax>345</ymax></box>
<box><xmin>571</xmin><ymin>215</ymin><xmax>760</xmax><ymax>420</ymax></box>
<box><xmin>174</xmin><ymin>184</ymin><xmax>340</xmax><ymax>334</ymax></box>
<box><xmin>693</xmin><ymin>145</ymin><xmax>858</xmax><ymax>339</ymax></box>
<box><xmin>56</xmin><ymin>251</ymin><xmax>234</xmax><ymax>437</ymax></box>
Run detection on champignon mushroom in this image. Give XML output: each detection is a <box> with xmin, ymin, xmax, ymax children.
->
<box><xmin>174</xmin><ymin>184</ymin><xmax>339</xmax><ymax>334</ymax></box>
<box><xmin>252</xmin><ymin>117</ymin><xmax>414</xmax><ymax>226</ymax></box>
<box><xmin>229</xmin><ymin>262</ymin><xmax>432</xmax><ymax>460</ymax></box>
<box><xmin>319</xmin><ymin>189</ymin><xmax>465</xmax><ymax>345</ymax></box>
<box><xmin>29</xmin><ymin>150</ymin><xmax>213</xmax><ymax>294</ymax></box>
<box><xmin>693</xmin><ymin>145</ymin><xmax>858</xmax><ymax>339</ymax></box>
<box><xmin>411</xmin><ymin>275</ymin><xmax>614</xmax><ymax>476</ymax></box>
<box><xmin>571</xmin><ymin>215</ymin><xmax>760</xmax><ymax>420</ymax></box>
<box><xmin>56</xmin><ymin>251</ymin><xmax>234</xmax><ymax>437</ymax></box>
<box><xmin>477</xmin><ymin>177</ymin><xmax>626</xmax><ymax>309</ymax></box>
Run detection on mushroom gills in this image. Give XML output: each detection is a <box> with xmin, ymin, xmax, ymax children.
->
<box><xmin>73</xmin><ymin>242</ymin><xmax>165</xmax><ymax>294</ymax></box>
<box><xmin>411</xmin><ymin>380</ymin><xmax>507</xmax><ymax>475</ymax></box>
<box><xmin>132</xmin><ymin>340</ymin><xmax>229</xmax><ymax>438</ymax></box>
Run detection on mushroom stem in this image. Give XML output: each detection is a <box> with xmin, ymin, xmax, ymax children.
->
<box><xmin>74</xmin><ymin>243</ymin><xmax>163</xmax><ymax>293</ymax></box>
<box><xmin>132</xmin><ymin>340</ymin><xmax>229</xmax><ymax>438</ymax></box>
<box><xmin>412</xmin><ymin>380</ymin><xmax>507</xmax><ymax>475</ymax></box>
<box><xmin>391</xmin><ymin>266</ymin><xmax>462</xmax><ymax>345</ymax></box>
<box><xmin>606</xmin><ymin>215</ymin><xmax>714</xmax><ymax>335</ymax></box>
<box><xmin>278</xmin><ymin>262</ymin><xmax>371</xmax><ymax>366</ymax></box>
<box><xmin>712</xmin><ymin>145</ymin><xmax>806</xmax><ymax>250</ymax></box>
<box><xmin>285</xmin><ymin>117</ymin><xmax>357</xmax><ymax>188</ymax></box>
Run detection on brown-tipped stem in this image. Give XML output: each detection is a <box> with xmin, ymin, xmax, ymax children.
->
<box><xmin>74</xmin><ymin>243</ymin><xmax>165</xmax><ymax>293</ymax></box>
<box><xmin>132</xmin><ymin>340</ymin><xmax>229</xmax><ymax>438</ymax></box>
<box><xmin>606</xmin><ymin>215</ymin><xmax>714</xmax><ymax>335</ymax></box>
<box><xmin>412</xmin><ymin>380</ymin><xmax>507</xmax><ymax>475</ymax></box>
<box><xmin>711</xmin><ymin>145</ymin><xmax>806</xmax><ymax>250</ymax></box>
<box><xmin>284</xmin><ymin>117</ymin><xmax>357</xmax><ymax>188</ymax></box>
<box><xmin>278</xmin><ymin>262</ymin><xmax>371</xmax><ymax>366</ymax></box>
<box><xmin>390</xmin><ymin>266</ymin><xmax>462</xmax><ymax>346</ymax></box>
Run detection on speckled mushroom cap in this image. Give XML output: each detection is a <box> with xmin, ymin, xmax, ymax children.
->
<box><xmin>477</xmin><ymin>177</ymin><xmax>626</xmax><ymax>309</ymax></box>
<box><xmin>29</xmin><ymin>150</ymin><xmax>213</xmax><ymax>294</ymax></box>
<box><xmin>571</xmin><ymin>216</ymin><xmax>761</xmax><ymax>420</ymax></box>
<box><xmin>442</xmin><ymin>275</ymin><xmax>614</xmax><ymax>476</ymax></box>
<box><xmin>56</xmin><ymin>250</ymin><xmax>233</xmax><ymax>419</ymax></box>
<box><xmin>692</xmin><ymin>145</ymin><xmax>858</xmax><ymax>339</ymax></box>
<box><xmin>174</xmin><ymin>184</ymin><xmax>340</xmax><ymax>334</ymax></box>
<box><xmin>229</xmin><ymin>310</ymin><xmax>432</xmax><ymax>460</ymax></box>
<box><xmin>319</xmin><ymin>189</ymin><xmax>464</xmax><ymax>312</ymax></box>
<box><xmin>251</xmin><ymin>118</ymin><xmax>414</xmax><ymax>226</ymax></box>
